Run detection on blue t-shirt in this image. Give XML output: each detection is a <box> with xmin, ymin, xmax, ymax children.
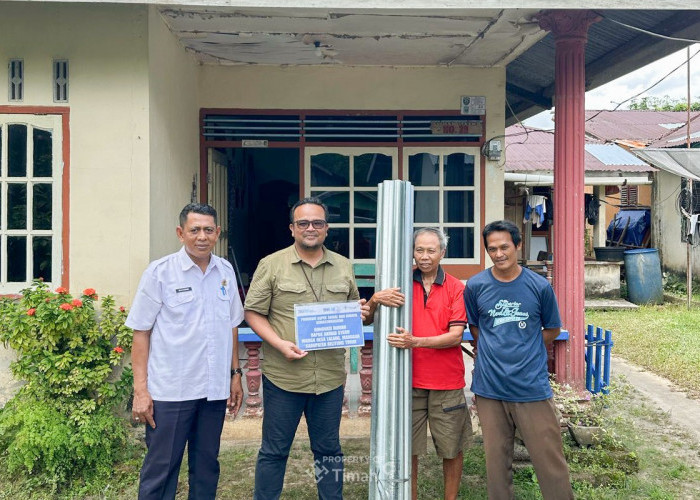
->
<box><xmin>465</xmin><ymin>267</ymin><xmax>561</xmax><ymax>402</ymax></box>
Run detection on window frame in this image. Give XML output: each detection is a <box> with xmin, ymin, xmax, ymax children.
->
<box><xmin>403</xmin><ymin>147</ymin><xmax>481</xmax><ymax>264</ymax></box>
<box><xmin>304</xmin><ymin>147</ymin><xmax>398</xmax><ymax>262</ymax></box>
<box><xmin>0</xmin><ymin>112</ymin><xmax>65</xmax><ymax>294</ymax></box>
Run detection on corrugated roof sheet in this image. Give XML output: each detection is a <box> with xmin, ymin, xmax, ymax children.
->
<box><xmin>585</xmin><ymin>110</ymin><xmax>700</xmax><ymax>147</ymax></box>
<box><xmin>505</xmin><ymin>124</ymin><xmax>656</xmax><ymax>173</ymax></box>
<box><xmin>585</xmin><ymin>144</ymin><xmax>647</xmax><ymax>166</ymax></box>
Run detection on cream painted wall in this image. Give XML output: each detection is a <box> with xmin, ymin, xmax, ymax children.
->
<box><xmin>199</xmin><ymin>64</ymin><xmax>506</xmax><ymax>233</ymax></box>
<box><xmin>147</xmin><ymin>7</ymin><xmax>200</xmax><ymax>260</ymax></box>
<box><xmin>0</xmin><ymin>2</ymin><xmax>150</xmax><ymax>305</ymax></box>
<box><xmin>653</xmin><ymin>170</ymin><xmax>700</xmax><ymax>276</ymax></box>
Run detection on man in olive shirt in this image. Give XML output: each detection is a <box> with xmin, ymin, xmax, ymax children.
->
<box><xmin>245</xmin><ymin>197</ymin><xmax>369</xmax><ymax>500</ymax></box>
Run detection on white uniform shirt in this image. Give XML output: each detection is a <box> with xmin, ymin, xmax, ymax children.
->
<box><xmin>126</xmin><ymin>246</ymin><xmax>244</xmax><ymax>401</ymax></box>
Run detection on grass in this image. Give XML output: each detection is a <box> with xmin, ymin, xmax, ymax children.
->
<box><xmin>2</xmin><ymin>378</ymin><xmax>700</xmax><ymax>499</ymax></box>
<box><xmin>586</xmin><ymin>304</ymin><xmax>700</xmax><ymax>396</ymax></box>
<box><xmin>152</xmin><ymin>382</ymin><xmax>700</xmax><ymax>499</ymax></box>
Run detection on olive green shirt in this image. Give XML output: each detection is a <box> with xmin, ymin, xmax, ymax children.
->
<box><xmin>244</xmin><ymin>244</ymin><xmax>360</xmax><ymax>394</ymax></box>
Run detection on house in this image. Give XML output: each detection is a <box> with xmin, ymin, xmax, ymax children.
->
<box><xmin>584</xmin><ymin>110</ymin><xmax>700</xmax><ymax>276</ymax></box>
<box><xmin>504</xmin><ymin>123</ymin><xmax>656</xmax><ymax>260</ymax></box>
<box><xmin>1</xmin><ymin>2</ymin><xmax>699</xmax><ymax>390</ymax></box>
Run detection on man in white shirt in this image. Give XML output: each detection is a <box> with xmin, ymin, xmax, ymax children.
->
<box><xmin>126</xmin><ymin>203</ymin><xmax>244</xmax><ymax>500</ymax></box>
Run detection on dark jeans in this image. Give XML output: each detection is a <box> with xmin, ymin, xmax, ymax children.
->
<box><xmin>254</xmin><ymin>376</ymin><xmax>344</xmax><ymax>500</ymax></box>
<box><xmin>138</xmin><ymin>398</ymin><xmax>227</xmax><ymax>500</ymax></box>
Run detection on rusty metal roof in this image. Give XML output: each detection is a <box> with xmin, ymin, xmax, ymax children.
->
<box><xmin>505</xmin><ymin>124</ymin><xmax>656</xmax><ymax>173</ymax></box>
<box><xmin>584</xmin><ymin>110</ymin><xmax>700</xmax><ymax>146</ymax></box>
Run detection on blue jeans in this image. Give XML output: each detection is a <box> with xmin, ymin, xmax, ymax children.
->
<box><xmin>254</xmin><ymin>376</ymin><xmax>344</xmax><ymax>500</ymax></box>
<box><xmin>138</xmin><ymin>398</ymin><xmax>227</xmax><ymax>500</ymax></box>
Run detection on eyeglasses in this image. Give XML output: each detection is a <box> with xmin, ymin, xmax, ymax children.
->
<box><xmin>294</xmin><ymin>219</ymin><xmax>327</xmax><ymax>229</ymax></box>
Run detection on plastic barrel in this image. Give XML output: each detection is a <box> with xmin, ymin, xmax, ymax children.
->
<box><xmin>624</xmin><ymin>249</ymin><xmax>663</xmax><ymax>305</ymax></box>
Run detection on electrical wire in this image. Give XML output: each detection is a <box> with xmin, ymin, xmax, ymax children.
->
<box><xmin>593</xmin><ymin>12</ymin><xmax>700</xmax><ymax>44</ymax></box>
<box><xmin>585</xmin><ymin>47</ymin><xmax>700</xmax><ymax>124</ymax></box>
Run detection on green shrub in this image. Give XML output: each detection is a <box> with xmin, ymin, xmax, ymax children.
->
<box><xmin>0</xmin><ymin>280</ymin><xmax>135</xmax><ymax>493</ymax></box>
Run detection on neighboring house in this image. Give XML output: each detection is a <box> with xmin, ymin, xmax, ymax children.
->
<box><xmin>503</xmin><ymin>124</ymin><xmax>656</xmax><ymax>259</ymax></box>
<box><xmin>1</xmin><ymin>3</ymin><xmax>698</xmax><ymax>389</ymax></box>
<box><xmin>584</xmin><ymin>110</ymin><xmax>700</xmax><ymax>276</ymax></box>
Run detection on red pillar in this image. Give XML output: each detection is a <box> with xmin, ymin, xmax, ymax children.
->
<box><xmin>537</xmin><ymin>10</ymin><xmax>600</xmax><ymax>390</ymax></box>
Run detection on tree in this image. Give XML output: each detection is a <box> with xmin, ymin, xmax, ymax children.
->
<box><xmin>628</xmin><ymin>95</ymin><xmax>700</xmax><ymax>111</ymax></box>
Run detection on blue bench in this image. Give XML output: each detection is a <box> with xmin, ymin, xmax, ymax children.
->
<box><xmin>238</xmin><ymin>327</ymin><xmax>569</xmax><ymax>343</ymax></box>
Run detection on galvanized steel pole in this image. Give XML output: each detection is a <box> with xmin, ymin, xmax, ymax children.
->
<box><xmin>369</xmin><ymin>180</ymin><xmax>413</xmax><ymax>500</ymax></box>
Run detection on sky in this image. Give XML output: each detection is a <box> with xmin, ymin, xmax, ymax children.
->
<box><xmin>523</xmin><ymin>44</ymin><xmax>700</xmax><ymax>130</ymax></box>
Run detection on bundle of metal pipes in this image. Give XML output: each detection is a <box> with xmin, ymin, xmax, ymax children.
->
<box><xmin>369</xmin><ymin>180</ymin><xmax>414</xmax><ymax>500</ymax></box>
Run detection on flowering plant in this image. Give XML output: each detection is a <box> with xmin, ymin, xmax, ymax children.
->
<box><xmin>0</xmin><ymin>280</ymin><xmax>134</xmax><ymax>489</ymax></box>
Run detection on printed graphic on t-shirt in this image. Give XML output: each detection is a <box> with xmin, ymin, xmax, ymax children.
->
<box><xmin>488</xmin><ymin>299</ymin><xmax>529</xmax><ymax>327</ymax></box>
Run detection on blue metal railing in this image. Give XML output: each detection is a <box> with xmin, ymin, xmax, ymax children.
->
<box><xmin>585</xmin><ymin>324</ymin><xmax>614</xmax><ymax>394</ymax></box>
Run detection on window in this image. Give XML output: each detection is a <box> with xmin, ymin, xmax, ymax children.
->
<box><xmin>620</xmin><ymin>185</ymin><xmax>638</xmax><ymax>207</ymax></box>
<box><xmin>8</xmin><ymin>59</ymin><xmax>23</xmax><ymax>102</ymax></box>
<box><xmin>53</xmin><ymin>60</ymin><xmax>69</xmax><ymax>103</ymax></box>
<box><xmin>0</xmin><ymin>115</ymin><xmax>63</xmax><ymax>293</ymax></box>
<box><xmin>305</xmin><ymin>148</ymin><xmax>397</xmax><ymax>260</ymax></box>
<box><xmin>406</xmin><ymin>148</ymin><xmax>480</xmax><ymax>262</ymax></box>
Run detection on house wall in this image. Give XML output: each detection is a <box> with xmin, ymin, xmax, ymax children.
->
<box><xmin>653</xmin><ymin>170</ymin><xmax>700</xmax><ymax>276</ymax></box>
<box><xmin>0</xmin><ymin>2</ymin><xmax>151</xmax><ymax>303</ymax></box>
<box><xmin>147</xmin><ymin>7</ymin><xmax>200</xmax><ymax>260</ymax></box>
<box><xmin>199</xmin><ymin>64</ymin><xmax>506</xmax><ymax>235</ymax></box>
<box><xmin>602</xmin><ymin>184</ymin><xmax>652</xmax><ymax>232</ymax></box>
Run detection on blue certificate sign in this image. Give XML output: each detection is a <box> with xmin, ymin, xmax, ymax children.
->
<box><xmin>294</xmin><ymin>301</ymin><xmax>364</xmax><ymax>351</ymax></box>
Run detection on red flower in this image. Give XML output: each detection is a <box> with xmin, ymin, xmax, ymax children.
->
<box><xmin>26</xmin><ymin>308</ymin><xmax>36</xmax><ymax>316</ymax></box>
<box><xmin>59</xmin><ymin>303</ymin><xmax>73</xmax><ymax>311</ymax></box>
<box><xmin>113</xmin><ymin>346</ymin><xmax>124</xmax><ymax>354</ymax></box>
<box><xmin>56</xmin><ymin>287</ymin><xmax>69</xmax><ymax>294</ymax></box>
<box><xmin>71</xmin><ymin>299</ymin><xmax>83</xmax><ymax>307</ymax></box>
<box><xmin>119</xmin><ymin>306</ymin><xmax>126</xmax><ymax>312</ymax></box>
<box><xmin>83</xmin><ymin>288</ymin><xmax>97</xmax><ymax>299</ymax></box>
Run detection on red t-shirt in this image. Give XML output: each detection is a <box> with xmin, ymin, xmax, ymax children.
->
<box><xmin>412</xmin><ymin>266</ymin><xmax>468</xmax><ymax>390</ymax></box>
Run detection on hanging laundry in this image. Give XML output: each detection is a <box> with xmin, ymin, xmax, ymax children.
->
<box><xmin>523</xmin><ymin>195</ymin><xmax>547</xmax><ymax>228</ymax></box>
<box><xmin>689</xmin><ymin>214</ymin><xmax>699</xmax><ymax>244</ymax></box>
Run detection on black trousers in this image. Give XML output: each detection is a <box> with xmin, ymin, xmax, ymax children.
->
<box><xmin>138</xmin><ymin>398</ymin><xmax>227</xmax><ymax>500</ymax></box>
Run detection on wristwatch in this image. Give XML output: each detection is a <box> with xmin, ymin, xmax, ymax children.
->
<box><xmin>230</xmin><ymin>367</ymin><xmax>243</xmax><ymax>377</ymax></box>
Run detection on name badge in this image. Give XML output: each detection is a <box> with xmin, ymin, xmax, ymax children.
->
<box><xmin>176</xmin><ymin>287</ymin><xmax>192</xmax><ymax>293</ymax></box>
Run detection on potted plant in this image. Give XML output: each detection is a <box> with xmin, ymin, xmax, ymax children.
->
<box><xmin>551</xmin><ymin>379</ymin><xmax>606</xmax><ymax>446</ymax></box>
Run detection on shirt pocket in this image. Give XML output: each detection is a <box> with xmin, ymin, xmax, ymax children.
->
<box><xmin>216</xmin><ymin>289</ymin><xmax>231</xmax><ymax>320</ymax></box>
<box><xmin>275</xmin><ymin>281</ymin><xmax>308</xmax><ymax>310</ymax></box>
<box><xmin>324</xmin><ymin>282</ymin><xmax>350</xmax><ymax>302</ymax></box>
<box><xmin>163</xmin><ymin>290</ymin><xmax>195</xmax><ymax>325</ymax></box>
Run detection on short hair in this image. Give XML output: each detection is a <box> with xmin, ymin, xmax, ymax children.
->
<box><xmin>289</xmin><ymin>197</ymin><xmax>329</xmax><ymax>223</ymax></box>
<box><xmin>413</xmin><ymin>227</ymin><xmax>449</xmax><ymax>252</ymax></box>
<box><xmin>482</xmin><ymin>220</ymin><xmax>522</xmax><ymax>247</ymax></box>
<box><xmin>179</xmin><ymin>203</ymin><xmax>218</xmax><ymax>227</ymax></box>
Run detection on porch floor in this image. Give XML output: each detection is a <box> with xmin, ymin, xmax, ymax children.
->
<box><xmin>585</xmin><ymin>298</ymin><xmax>639</xmax><ymax>310</ymax></box>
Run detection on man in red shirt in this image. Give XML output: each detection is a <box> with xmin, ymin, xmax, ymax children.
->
<box><xmin>368</xmin><ymin>227</ymin><xmax>470</xmax><ymax>500</ymax></box>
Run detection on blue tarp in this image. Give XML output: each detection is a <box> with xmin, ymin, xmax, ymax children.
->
<box><xmin>606</xmin><ymin>209</ymin><xmax>650</xmax><ymax>247</ymax></box>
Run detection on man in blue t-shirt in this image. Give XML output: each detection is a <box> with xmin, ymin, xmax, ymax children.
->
<box><xmin>464</xmin><ymin>220</ymin><xmax>573</xmax><ymax>500</ymax></box>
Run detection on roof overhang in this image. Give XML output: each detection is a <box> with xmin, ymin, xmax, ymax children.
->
<box><xmin>632</xmin><ymin>148</ymin><xmax>700</xmax><ymax>181</ymax></box>
<box><xmin>505</xmin><ymin>171</ymin><xmax>653</xmax><ymax>186</ymax></box>
<box><xmin>41</xmin><ymin>2</ymin><xmax>693</xmax><ymax>123</ymax></box>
